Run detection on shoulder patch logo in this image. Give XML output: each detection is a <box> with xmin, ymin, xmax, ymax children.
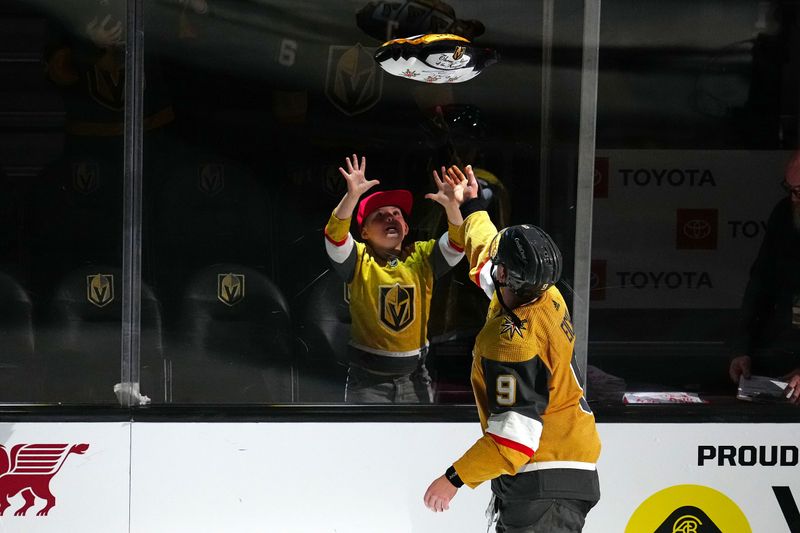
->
<box><xmin>499</xmin><ymin>315</ymin><xmax>527</xmax><ymax>340</ymax></box>
<box><xmin>379</xmin><ymin>284</ymin><xmax>415</xmax><ymax>331</ymax></box>
<box><xmin>552</xmin><ymin>299</ymin><xmax>560</xmax><ymax>311</ymax></box>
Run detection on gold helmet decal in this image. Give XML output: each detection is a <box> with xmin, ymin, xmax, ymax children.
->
<box><xmin>86</xmin><ymin>274</ymin><xmax>114</xmax><ymax>308</ymax></box>
<box><xmin>217</xmin><ymin>273</ymin><xmax>245</xmax><ymax>306</ymax></box>
<box><xmin>198</xmin><ymin>163</ymin><xmax>225</xmax><ymax>196</ymax></box>
<box><xmin>379</xmin><ymin>284</ymin><xmax>415</xmax><ymax>332</ymax></box>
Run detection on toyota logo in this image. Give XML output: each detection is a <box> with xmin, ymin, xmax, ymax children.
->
<box><xmin>683</xmin><ymin>219</ymin><xmax>711</xmax><ymax>240</ymax></box>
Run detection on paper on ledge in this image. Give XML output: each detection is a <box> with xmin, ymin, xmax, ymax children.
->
<box><xmin>623</xmin><ymin>392</ymin><xmax>707</xmax><ymax>404</ymax></box>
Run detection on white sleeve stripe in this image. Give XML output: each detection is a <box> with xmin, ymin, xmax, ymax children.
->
<box><xmin>486</xmin><ymin>411</ymin><xmax>542</xmax><ymax>451</ymax></box>
<box><xmin>325</xmin><ymin>234</ymin><xmax>354</xmax><ymax>264</ymax></box>
<box><xmin>478</xmin><ymin>260</ymin><xmax>494</xmax><ymax>299</ymax></box>
<box><xmin>437</xmin><ymin>232</ymin><xmax>464</xmax><ymax>267</ymax></box>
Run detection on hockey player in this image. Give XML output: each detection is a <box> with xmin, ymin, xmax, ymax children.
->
<box><xmin>323</xmin><ymin>154</ymin><xmax>465</xmax><ymax>403</ymax></box>
<box><xmin>423</xmin><ymin>165</ymin><xmax>601</xmax><ymax>532</ymax></box>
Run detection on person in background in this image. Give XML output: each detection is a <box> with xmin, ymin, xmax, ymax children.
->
<box><xmin>729</xmin><ymin>150</ymin><xmax>800</xmax><ymax>404</ymax></box>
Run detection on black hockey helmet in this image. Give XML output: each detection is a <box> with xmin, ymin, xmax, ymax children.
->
<box><xmin>491</xmin><ymin>224</ymin><xmax>562</xmax><ymax>301</ymax></box>
<box><xmin>421</xmin><ymin>104</ymin><xmax>486</xmax><ymax>149</ymax></box>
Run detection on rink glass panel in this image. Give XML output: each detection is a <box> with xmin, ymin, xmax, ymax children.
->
<box><xmin>137</xmin><ymin>0</ymin><xmax>585</xmax><ymax>405</ymax></box>
<box><xmin>588</xmin><ymin>0</ymin><xmax>800</xmax><ymax>403</ymax></box>
<box><xmin>0</xmin><ymin>0</ymin><xmax>127</xmax><ymax>405</ymax></box>
<box><xmin>0</xmin><ymin>0</ymin><xmax>590</xmax><ymax>407</ymax></box>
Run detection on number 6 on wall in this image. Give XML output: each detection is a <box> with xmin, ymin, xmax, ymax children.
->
<box><xmin>496</xmin><ymin>374</ymin><xmax>517</xmax><ymax>406</ymax></box>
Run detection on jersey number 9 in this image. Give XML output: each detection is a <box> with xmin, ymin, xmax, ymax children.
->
<box><xmin>496</xmin><ymin>375</ymin><xmax>517</xmax><ymax>406</ymax></box>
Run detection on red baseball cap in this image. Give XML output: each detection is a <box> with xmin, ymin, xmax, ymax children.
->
<box><xmin>356</xmin><ymin>189</ymin><xmax>413</xmax><ymax>226</ymax></box>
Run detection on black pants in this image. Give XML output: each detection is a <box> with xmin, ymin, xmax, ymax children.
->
<box><xmin>496</xmin><ymin>498</ymin><xmax>594</xmax><ymax>533</ymax></box>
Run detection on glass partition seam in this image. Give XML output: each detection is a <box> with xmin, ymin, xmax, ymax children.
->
<box><xmin>573</xmin><ymin>0</ymin><xmax>601</xmax><ymax>386</ymax></box>
<box><xmin>122</xmin><ymin>0</ymin><xmax>144</xmax><ymax>407</ymax></box>
<box><xmin>538</xmin><ymin>0</ymin><xmax>555</xmax><ymax>225</ymax></box>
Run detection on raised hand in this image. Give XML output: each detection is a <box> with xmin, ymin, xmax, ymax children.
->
<box><xmin>338</xmin><ymin>154</ymin><xmax>379</xmax><ymax>199</ymax></box>
<box><xmin>425</xmin><ymin>166</ymin><xmax>459</xmax><ymax>208</ymax></box>
<box><xmin>444</xmin><ymin>164</ymin><xmax>480</xmax><ymax>204</ymax></box>
<box><xmin>425</xmin><ymin>164</ymin><xmax>479</xmax><ymax>226</ymax></box>
<box><xmin>86</xmin><ymin>15</ymin><xmax>124</xmax><ymax>49</ymax></box>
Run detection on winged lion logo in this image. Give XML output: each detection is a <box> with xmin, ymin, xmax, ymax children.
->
<box><xmin>0</xmin><ymin>443</ymin><xmax>89</xmax><ymax>516</ymax></box>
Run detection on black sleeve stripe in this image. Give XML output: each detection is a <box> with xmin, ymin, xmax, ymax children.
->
<box><xmin>483</xmin><ymin>357</ymin><xmax>549</xmax><ymax>422</ymax></box>
<box><xmin>460</xmin><ymin>196</ymin><xmax>488</xmax><ymax>220</ymax></box>
<box><xmin>430</xmin><ymin>240</ymin><xmax>449</xmax><ymax>280</ymax></box>
<box><xmin>328</xmin><ymin>248</ymin><xmax>357</xmax><ymax>283</ymax></box>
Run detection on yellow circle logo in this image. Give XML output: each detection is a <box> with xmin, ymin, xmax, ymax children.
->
<box><xmin>626</xmin><ymin>485</ymin><xmax>751</xmax><ymax>533</ymax></box>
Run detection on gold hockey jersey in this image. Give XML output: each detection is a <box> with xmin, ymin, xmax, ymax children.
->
<box><xmin>451</xmin><ymin>209</ymin><xmax>601</xmax><ymax>502</ymax></box>
<box><xmin>324</xmin><ymin>212</ymin><xmax>464</xmax><ymax>374</ymax></box>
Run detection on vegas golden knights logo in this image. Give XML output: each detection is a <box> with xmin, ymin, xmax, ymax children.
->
<box><xmin>86</xmin><ymin>274</ymin><xmax>114</xmax><ymax>308</ymax></box>
<box><xmin>217</xmin><ymin>273</ymin><xmax>245</xmax><ymax>306</ymax></box>
<box><xmin>325</xmin><ymin>43</ymin><xmax>383</xmax><ymax>116</ymax></box>
<box><xmin>72</xmin><ymin>161</ymin><xmax>100</xmax><ymax>195</ymax></box>
<box><xmin>323</xmin><ymin>164</ymin><xmax>347</xmax><ymax>198</ymax></box>
<box><xmin>87</xmin><ymin>59</ymin><xmax>125</xmax><ymax>111</ymax></box>
<box><xmin>453</xmin><ymin>46</ymin><xmax>466</xmax><ymax>60</ymax></box>
<box><xmin>379</xmin><ymin>284</ymin><xmax>415</xmax><ymax>332</ymax></box>
<box><xmin>198</xmin><ymin>163</ymin><xmax>225</xmax><ymax>196</ymax></box>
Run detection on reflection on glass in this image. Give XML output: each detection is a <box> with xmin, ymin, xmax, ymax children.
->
<box><xmin>0</xmin><ymin>1</ymin><xmax>128</xmax><ymax>404</ymax></box>
<box><xmin>133</xmin><ymin>0</ymin><xmax>579</xmax><ymax>405</ymax></box>
<box><xmin>729</xmin><ymin>152</ymin><xmax>800</xmax><ymax>404</ymax></box>
<box><xmin>1</xmin><ymin>0</ymin><xmax>588</xmax><ymax>407</ymax></box>
<box><xmin>589</xmin><ymin>1</ymin><xmax>800</xmax><ymax>405</ymax></box>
